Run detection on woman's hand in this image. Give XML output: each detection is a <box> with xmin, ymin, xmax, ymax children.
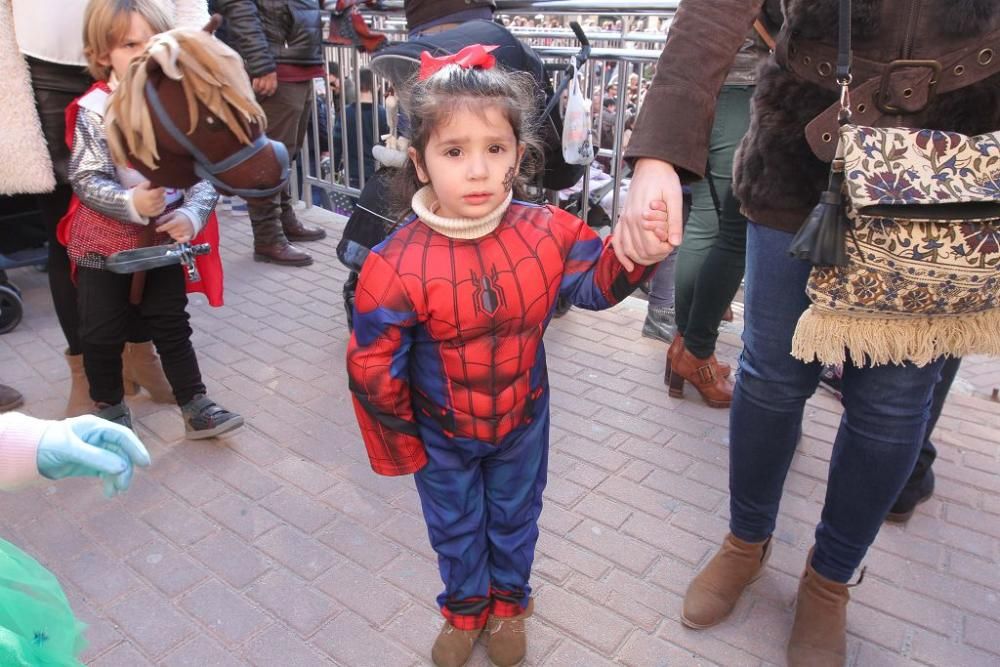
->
<box><xmin>613</xmin><ymin>158</ymin><xmax>684</xmax><ymax>270</ymax></box>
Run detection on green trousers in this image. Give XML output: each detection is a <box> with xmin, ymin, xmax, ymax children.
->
<box><xmin>673</xmin><ymin>85</ymin><xmax>753</xmax><ymax>359</ymax></box>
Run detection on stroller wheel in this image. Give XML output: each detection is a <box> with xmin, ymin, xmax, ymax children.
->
<box><xmin>0</xmin><ymin>285</ymin><xmax>24</xmax><ymax>334</ymax></box>
<box><xmin>3</xmin><ymin>281</ymin><xmax>22</xmax><ymax>299</ymax></box>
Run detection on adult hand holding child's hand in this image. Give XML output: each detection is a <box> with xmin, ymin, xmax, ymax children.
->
<box><xmin>133</xmin><ymin>181</ymin><xmax>166</xmax><ymax>218</ymax></box>
<box><xmin>613</xmin><ymin>158</ymin><xmax>684</xmax><ymax>271</ymax></box>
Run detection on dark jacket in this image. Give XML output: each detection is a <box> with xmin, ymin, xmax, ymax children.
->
<box><xmin>404</xmin><ymin>0</ymin><xmax>495</xmax><ymax>32</ymax></box>
<box><xmin>334</xmin><ymin>102</ymin><xmax>388</xmax><ymax>188</ymax></box>
<box><xmin>626</xmin><ymin>0</ymin><xmax>1000</xmax><ymax>233</ymax></box>
<box><xmin>209</xmin><ymin>0</ymin><xmax>323</xmax><ymax>77</ymax></box>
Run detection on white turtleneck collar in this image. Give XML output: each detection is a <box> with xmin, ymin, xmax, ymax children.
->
<box><xmin>411</xmin><ymin>186</ymin><xmax>512</xmax><ymax>240</ymax></box>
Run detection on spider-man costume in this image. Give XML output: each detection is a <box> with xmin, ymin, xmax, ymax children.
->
<box><xmin>347</xmin><ymin>200</ymin><xmax>651</xmax><ymax>628</ymax></box>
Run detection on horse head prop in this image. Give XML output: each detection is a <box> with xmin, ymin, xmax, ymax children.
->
<box><xmin>105</xmin><ymin>15</ymin><xmax>289</xmax><ymax>200</ymax></box>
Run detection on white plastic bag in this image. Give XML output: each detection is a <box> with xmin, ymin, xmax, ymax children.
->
<box><xmin>562</xmin><ymin>64</ymin><xmax>594</xmax><ymax>165</ymax></box>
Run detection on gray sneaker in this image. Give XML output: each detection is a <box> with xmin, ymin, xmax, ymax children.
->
<box><xmin>95</xmin><ymin>401</ymin><xmax>133</xmax><ymax>430</ymax></box>
<box><xmin>182</xmin><ymin>394</ymin><xmax>244</xmax><ymax>440</ymax></box>
<box><xmin>642</xmin><ymin>306</ymin><xmax>676</xmax><ymax>344</ymax></box>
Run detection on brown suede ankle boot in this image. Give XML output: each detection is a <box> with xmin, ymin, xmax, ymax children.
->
<box><xmin>682</xmin><ymin>533</ymin><xmax>772</xmax><ymax>629</ymax></box>
<box><xmin>65</xmin><ymin>351</ymin><xmax>92</xmax><ymax>417</ymax></box>
<box><xmin>486</xmin><ymin>598</ymin><xmax>533</xmax><ymax>667</ymax></box>
<box><xmin>122</xmin><ymin>342</ymin><xmax>174</xmax><ymax>403</ymax></box>
<box><xmin>665</xmin><ymin>342</ymin><xmax>734</xmax><ymax>408</ymax></box>
<box><xmin>431</xmin><ymin>622</ymin><xmax>482</xmax><ymax>667</ymax></box>
<box><xmin>787</xmin><ymin>551</ymin><xmax>858</xmax><ymax>667</ymax></box>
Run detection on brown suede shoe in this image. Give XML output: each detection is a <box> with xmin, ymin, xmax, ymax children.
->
<box><xmin>682</xmin><ymin>533</ymin><xmax>772</xmax><ymax>629</ymax></box>
<box><xmin>253</xmin><ymin>242</ymin><xmax>313</xmax><ymax>267</ymax></box>
<box><xmin>486</xmin><ymin>599</ymin><xmax>533</xmax><ymax>667</ymax></box>
<box><xmin>665</xmin><ymin>342</ymin><xmax>734</xmax><ymax>408</ymax></box>
<box><xmin>0</xmin><ymin>384</ymin><xmax>24</xmax><ymax>413</ymax></box>
<box><xmin>431</xmin><ymin>622</ymin><xmax>482</xmax><ymax>667</ymax></box>
<box><xmin>122</xmin><ymin>341</ymin><xmax>174</xmax><ymax>403</ymax></box>
<box><xmin>787</xmin><ymin>550</ymin><xmax>857</xmax><ymax>667</ymax></box>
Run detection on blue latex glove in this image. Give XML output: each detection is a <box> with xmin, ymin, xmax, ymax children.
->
<box><xmin>37</xmin><ymin>416</ymin><xmax>151</xmax><ymax>498</ymax></box>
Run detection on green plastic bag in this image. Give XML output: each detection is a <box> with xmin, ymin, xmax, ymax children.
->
<box><xmin>0</xmin><ymin>538</ymin><xmax>86</xmax><ymax>666</ymax></box>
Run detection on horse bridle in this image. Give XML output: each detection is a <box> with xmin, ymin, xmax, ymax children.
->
<box><xmin>144</xmin><ymin>81</ymin><xmax>290</xmax><ymax>198</ymax></box>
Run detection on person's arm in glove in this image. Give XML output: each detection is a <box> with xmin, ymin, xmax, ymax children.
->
<box><xmin>0</xmin><ymin>413</ymin><xmax>151</xmax><ymax>496</ymax></box>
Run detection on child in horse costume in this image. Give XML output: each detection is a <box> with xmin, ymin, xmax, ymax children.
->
<box><xmin>60</xmin><ymin>0</ymin><xmax>262</xmax><ymax>437</ymax></box>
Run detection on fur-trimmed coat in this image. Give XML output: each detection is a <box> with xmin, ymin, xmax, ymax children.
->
<box><xmin>3</xmin><ymin>0</ymin><xmax>211</xmax><ymax>196</ymax></box>
<box><xmin>627</xmin><ymin>0</ymin><xmax>1000</xmax><ymax>232</ymax></box>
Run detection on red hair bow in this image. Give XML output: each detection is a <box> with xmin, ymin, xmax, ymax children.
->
<box><xmin>418</xmin><ymin>44</ymin><xmax>499</xmax><ymax>80</ymax></box>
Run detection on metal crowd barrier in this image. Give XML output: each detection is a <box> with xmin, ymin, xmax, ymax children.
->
<box><xmin>299</xmin><ymin>2</ymin><xmax>677</xmax><ymax>226</ymax></box>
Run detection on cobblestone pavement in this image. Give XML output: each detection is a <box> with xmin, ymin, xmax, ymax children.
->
<box><xmin>1</xmin><ymin>203</ymin><xmax>998</xmax><ymax>666</ymax></box>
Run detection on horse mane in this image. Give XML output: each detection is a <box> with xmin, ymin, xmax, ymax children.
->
<box><xmin>106</xmin><ymin>27</ymin><xmax>268</xmax><ymax>170</ymax></box>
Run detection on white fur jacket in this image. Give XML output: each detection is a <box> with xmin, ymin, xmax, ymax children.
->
<box><xmin>1</xmin><ymin>0</ymin><xmax>210</xmax><ymax>195</ymax></box>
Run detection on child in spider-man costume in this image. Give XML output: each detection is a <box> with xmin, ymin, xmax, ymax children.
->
<box><xmin>346</xmin><ymin>46</ymin><xmax>659</xmax><ymax>667</ymax></box>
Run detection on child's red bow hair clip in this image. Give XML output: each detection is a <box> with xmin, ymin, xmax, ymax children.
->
<box><xmin>418</xmin><ymin>44</ymin><xmax>499</xmax><ymax>80</ymax></box>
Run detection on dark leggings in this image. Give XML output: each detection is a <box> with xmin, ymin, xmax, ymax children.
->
<box><xmin>37</xmin><ymin>185</ymin><xmax>82</xmax><ymax>354</ymax></box>
<box><xmin>77</xmin><ymin>265</ymin><xmax>204</xmax><ymax>406</ymax></box>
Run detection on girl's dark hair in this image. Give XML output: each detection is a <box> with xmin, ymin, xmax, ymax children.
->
<box><xmin>391</xmin><ymin>65</ymin><xmax>544</xmax><ymax>219</ymax></box>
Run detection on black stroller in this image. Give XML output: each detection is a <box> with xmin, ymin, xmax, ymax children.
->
<box><xmin>336</xmin><ymin>19</ymin><xmax>591</xmax><ymax>328</ymax></box>
<box><xmin>0</xmin><ymin>195</ymin><xmax>48</xmax><ymax>334</ymax></box>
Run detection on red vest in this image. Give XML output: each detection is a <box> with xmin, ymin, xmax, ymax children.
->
<box><xmin>58</xmin><ymin>82</ymin><xmax>225</xmax><ymax>307</ymax></box>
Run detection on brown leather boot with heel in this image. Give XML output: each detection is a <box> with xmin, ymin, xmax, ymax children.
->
<box><xmin>665</xmin><ymin>333</ymin><xmax>731</xmax><ymax>385</ymax></box>
<box><xmin>682</xmin><ymin>533</ymin><xmax>772</xmax><ymax>629</ymax></box>
<box><xmin>664</xmin><ymin>342</ymin><xmax>734</xmax><ymax>408</ymax></box>
<box><xmin>122</xmin><ymin>342</ymin><xmax>175</xmax><ymax>403</ymax></box>
<box><xmin>787</xmin><ymin>549</ymin><xmax>859</xmax><ymax>667</ymax></box>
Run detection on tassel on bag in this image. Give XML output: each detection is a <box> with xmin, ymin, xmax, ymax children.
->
<box><xmin>788</xmin><ymin>152</ymin><xmax>850</xmax><ymax>267</ymax></box>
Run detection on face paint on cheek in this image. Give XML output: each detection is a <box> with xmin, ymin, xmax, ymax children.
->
<box><xmin>503</xmin><ymin>166</ymin><xmax>516</xmax><ymax>193</ymax></box>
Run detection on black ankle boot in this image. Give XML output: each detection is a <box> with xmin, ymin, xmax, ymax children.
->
<box><xmin>886</xmin><ymin>468</ymin><xmax>934</xmax><ymax>523</ymax></box>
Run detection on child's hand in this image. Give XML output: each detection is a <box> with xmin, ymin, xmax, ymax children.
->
<box><xmin>133</xmin><ymin>181</ymin><xmax>166</xmax><ymax>218</ymax></box>
<box><xmin>156</xmin><ymin>212</ymin><xmax>195</xmax><ymax>243</ymax></box>
<box><xmin>642</xmin><ymin>200</ymin><xmax>670</xmax><ymax>230</ymax></box>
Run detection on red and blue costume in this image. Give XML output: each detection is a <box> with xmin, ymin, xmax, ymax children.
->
<box><xmin>347</xmin><ymin>199</ymin><xmax>651</xmax><ymax>628</ymax></box>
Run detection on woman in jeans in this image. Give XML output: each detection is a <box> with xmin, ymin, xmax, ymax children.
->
<box><xmin>615</xmin><ymin>0</ymin><xmax>1000</xmax><ymax>665</ymax></box>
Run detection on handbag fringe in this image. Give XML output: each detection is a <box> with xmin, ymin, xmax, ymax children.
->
<box><xmin>791</xmin><ymin>307</ymin><xmax>1000</xmax><ymax>367</ymax></box>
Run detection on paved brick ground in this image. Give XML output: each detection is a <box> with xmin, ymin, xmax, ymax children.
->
<box><xmin>1</xmin><ymin>203</ymin><xmax>998</xmax><ymax>666</ymax></box>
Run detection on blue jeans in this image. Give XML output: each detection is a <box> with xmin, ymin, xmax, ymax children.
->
<box><xmin>730</xmin><ymin>223</ymin><xmax>945</xmax><ymax>583</ymax></box>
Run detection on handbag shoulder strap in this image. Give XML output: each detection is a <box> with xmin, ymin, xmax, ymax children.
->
<box><xmin>753</xmin><ymin>19</ymin><xmax>776</xmax><ymax>51</ymax></box>
<box><xmin>836</xmin><ymin>0</ymin><xmax>853</xmax><ymax>123</ymax></box>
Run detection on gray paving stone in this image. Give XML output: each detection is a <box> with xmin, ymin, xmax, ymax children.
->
<box><xmin>126</xmin><ymin>539</ymin><xmax>212</xmax><ymax>597</ymax></box>
<box><xmin>189</xmin><ymin>531</ymin><xmax>271</xmax><ymax>588</ymax></box>
<box><xmin>246</xmin><ymin>571</ymin><xmax>342</xmax><ymax>636</ymax></box>
<box><xmin>245</xmin><ymin>625</ymin><xmax>335</xmax><ymax>666</ymax></box>
<box><xmin>2</xmin><ymin>205</ymin><xmax>996</xmax><ymax>667</ymax></box>
<box><xmin>180</xmin><ymin>579</ymin><xmax>271</xmax><ymax>645</ymax></box>
<box><xmin>107</xmin><ymin>587</ymin><xmax>198</xmax><ymax>658</ymax></box>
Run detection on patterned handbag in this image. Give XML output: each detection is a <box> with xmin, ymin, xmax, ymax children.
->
<box><xmin>788</xmin><ymin>0</ymin><xmax>1000</xmax><ymax>367</ymax></box>
<box><xmin>791</xmin><ymin>126</ymin><xmax>1000</xmax><ymax>366</ymax></box>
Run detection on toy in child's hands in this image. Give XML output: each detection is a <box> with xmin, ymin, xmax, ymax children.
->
<box><xmin>105</xmin><ymin>242</ymin><xmax>211</xmax><ymax>282</ymax></box>
<box><xmin>104</xmin><ymin>15</ymin><xmax>290</xmax><ymax>200</ymax></box>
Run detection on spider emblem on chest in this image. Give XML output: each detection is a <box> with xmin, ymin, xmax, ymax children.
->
<box><xmin>471</xmin><ymin>265</ymin><xmax>506</xmax><ymax>317</ymax></box>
